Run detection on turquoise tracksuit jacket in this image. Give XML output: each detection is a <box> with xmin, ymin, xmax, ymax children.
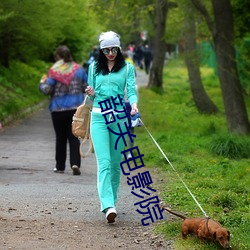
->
<box><xmin>87</xmin><ymin>62</ymin><xmax>138</xmax><ymax>108</ymax></box>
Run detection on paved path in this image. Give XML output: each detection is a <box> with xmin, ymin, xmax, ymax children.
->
<box><xmin>0</xmin><ymin>71</ymin><xmax>173</xmax><ymax>249</ymax></box>
<box><xmin>135</xmin><ymin>69</ymin><xmax>149</xmax><ymax>88</ymax></box>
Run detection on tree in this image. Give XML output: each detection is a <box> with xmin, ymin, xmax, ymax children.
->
<box><xmin>0</xmin><ymin>0</ymin><xmax>98</xmax><ymax>66</ymax></box>
<box><xmin>184</xmin><ymin>1</ymin><xmax>218</xmax><ymax>114</ymax></box>
<box><xmin>148</xmin><ymin>0</ymin><xmax>177</xmax><ymax>89</ymax></box>
<box><xmin>191</xmin><ymin>0</ymin><xmax>250</xmax><ymax>134</ymax></box>
<box><xmin>91</xmin><ymin>0</ymin><xmax>156</xmax><ymax>48</ymax></box>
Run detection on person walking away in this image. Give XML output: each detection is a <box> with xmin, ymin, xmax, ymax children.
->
<box><xmin>85</xmin><ymin>31</ymin><xmax>138</xmax><ymax>223</ymax></box>
<box><xmin>143</xmin><ymin>44</ymin><xmax>152</xmax><ymax>74</ymax></box>
<box><xmin>39</xmin><ymin>45</ymin><xmax>88</xmax><ymax>175</ymax></box>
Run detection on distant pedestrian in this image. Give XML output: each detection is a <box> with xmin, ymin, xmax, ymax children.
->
<box><xmin>134</xmin><ymin>45</ymin><xmax>144</xmax><ymax>69</ymax></box>
<box><xmin>85</xmin><ymin>31</ymin><xmax>138</xmax><ymax>223</ymax></box>
<box><xmin>39</xmin><ymin>45</ymin><xmax>88</xmax><ymax>175</ymax></box>
<box><xmin>86</xmin><ymin>46</ymin><xmax>99</xmax><ymax>71</ymax></box>
<box><xmin>143</xmin><ymin>44</ymin><xmax>152</xmax><ymax>74</ymax></box>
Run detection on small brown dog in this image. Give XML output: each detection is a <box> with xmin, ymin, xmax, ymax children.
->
<box><xmin>163</xmin><ymin>207</ymin><xmax>231</xmax><ymax>249</ymax></box>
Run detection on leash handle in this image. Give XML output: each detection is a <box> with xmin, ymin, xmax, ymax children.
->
<box><xmin>139</xmin><ymin>118</ymin><xmax>209</xmax><ymax>218</ymax></box>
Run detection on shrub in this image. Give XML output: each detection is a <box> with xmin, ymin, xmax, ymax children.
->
<box><xmin>210</xmin><ymin>135</ymin><xmax>250</xmax><ymax>159</ymax></box>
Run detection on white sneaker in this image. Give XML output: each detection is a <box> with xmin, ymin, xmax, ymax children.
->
<box><xmin>127</xmin><ymin>152</ymin><xmax>132</xmax><ymax>159</ymax></box>
<box><xmin>105</xmin><ymin>207</ymin><xmax>117</xmax><ymax>223</ymax></box>
<box><xmin>53</xmin><ymin>168</ymin><xmax>64</xmax><ymax>173</ymax></box>
<box><xmin>72</xmin><ymin>165</ymin><xmax>81</xmax><ymax>175</ymax></box>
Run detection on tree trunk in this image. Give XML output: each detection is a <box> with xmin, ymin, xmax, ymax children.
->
<box><xmin>191</xmin><ymin>0</ymin><xmax>250</xmax><ymax>134</ymax></box>
<box><xmin>147</xmin><ymin>0</ymin><xmax>168</xmax><ymax>89</ymax></box>
<box><xmin>184</xmin><ymin>4</ymin><xmax>218</xmax><ymax>114</ymax></box>
<box><xmin>212</xmin><ymin>0</ymin><xmax>250</xmax><ymax>134</ymax></box>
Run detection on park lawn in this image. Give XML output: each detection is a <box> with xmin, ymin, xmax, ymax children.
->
<box><xmin>135</xmin><ymin>58</ymin><xmax>250</xmax><ymax>250</ymax></box>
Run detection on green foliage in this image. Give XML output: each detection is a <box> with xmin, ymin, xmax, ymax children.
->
<box><xmin>236</xmin><ymin>37</ymin><xmax>250</xmax><ymax>95</ymax></box>
<box><xmin>0</xmin><ymin>60</ymin><xmax>49</xmax><ymax>122</ymax></box>
<box><xmin>136</xmin><ymin>58</ymin><xmax>250</xmax><ymax>249</ymax></box>
<box><xmin>232</xmin><ymin>0</ymin><xmax>250</xmax><ymax>39</ymax></box>
<box><xmin>164</xmin><ymin>0</ymin><xmax>213</xmax><ymax>45</ymax></box>
<box><xmin>92</xmin><ymin>0</ymin><xmax>156</xmax><ymax>46</ymax></box>
<box><xmin>0</xmin><ymin>0</ymin><xmax>100</xmax><ymax>66</ymax></box>
<box><xmin>165</xmin><ymin>3</ymin><xmax>184</xmax><ymax>44</ymax></box>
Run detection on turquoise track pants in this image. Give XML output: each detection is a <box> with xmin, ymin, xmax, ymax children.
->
<box><xmin>90</xmin><ymin>111</ymin><xmax>127</xmax><ymax>212</ymax></box>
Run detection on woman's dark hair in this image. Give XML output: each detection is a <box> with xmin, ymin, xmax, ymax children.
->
<box><xmin>95</xmin><ymin>48</ymin><xmax>126</xmax><ymax>75</ymax></box>
<box><xmin>54</xmin><ymin>45</ymin><xmax>73</xmax><ymax>63</ymax></box>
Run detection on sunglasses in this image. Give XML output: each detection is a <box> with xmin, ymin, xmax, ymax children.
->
<box><xmin>102</xmin><ymin>47</ymin><xmax>119</xmax><ymax>55</ymax></box>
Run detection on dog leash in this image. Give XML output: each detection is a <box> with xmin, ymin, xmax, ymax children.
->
<box><xmin>139</xmin><ymin>118</ymin><xmax>209</xmax><ymax>218</ymax></box>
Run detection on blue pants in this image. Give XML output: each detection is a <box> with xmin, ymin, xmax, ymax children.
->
<box><xmin>90</xmin><ymin>111</ymin><xmax>127</xmax><ymax>212</ymax></box>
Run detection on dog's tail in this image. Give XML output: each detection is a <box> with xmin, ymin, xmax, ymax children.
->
<box><xmin>162</xmin><ymin>206</ymin><xmax>187</xmax><ymax>220</ymax></box>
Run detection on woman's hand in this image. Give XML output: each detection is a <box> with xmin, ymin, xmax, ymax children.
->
<box><xmin>131</xmin><ymin>103</ymin><xmax>138</xmax><ymax>116</ymax></box>
<box><xmin>85</xmin><ymin>86</ymin><xmax>96</xmax><ymax>97</ymax></box>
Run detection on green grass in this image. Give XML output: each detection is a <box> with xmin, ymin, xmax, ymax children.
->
<box><xmin>135</xmin><ymin>58</ymin><xmax>250</xmax><ymax>250</ymax></box>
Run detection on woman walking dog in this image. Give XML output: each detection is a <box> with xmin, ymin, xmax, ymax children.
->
<box><xmin>85</xmin><ymin>31</ymin><xmax>138</xmax><ymax>223</ymax></box>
